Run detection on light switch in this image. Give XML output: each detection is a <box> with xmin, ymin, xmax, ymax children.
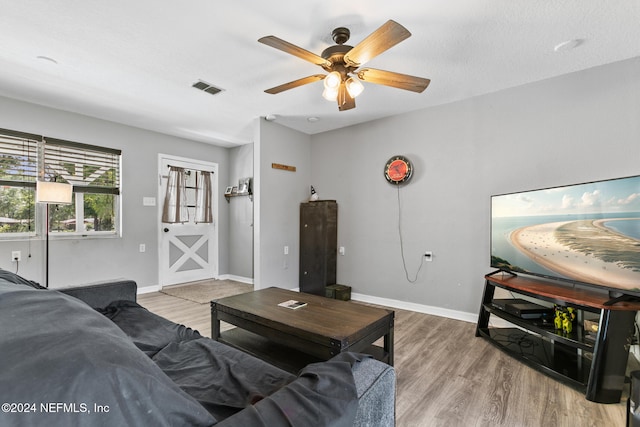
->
<box><xmin>143</xmin><ymin>197</ymin><xmax>156</xmax><ymax>206</ymax></box>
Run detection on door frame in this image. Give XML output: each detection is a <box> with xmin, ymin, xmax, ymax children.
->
<box><xmin>157</xmin><ymin>153</ymin><xmax>219</xmax><ymax>286</ymax></box>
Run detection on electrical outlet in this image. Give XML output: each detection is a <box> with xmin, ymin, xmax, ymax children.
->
<box><xmin>284</xmin><ymin>246</ymin><xmax>289</xmax><ymax>255</ymax></box>
<box><xmin>424</xmin><ymin>251</ymin><xmax>433</xmax><ymax>262</ymax></box>
<box><xmin>139</xmin><ymin>244</ymin><xmax>146</xmax><ymax>253</ymax></box>
<box><xmin>11</xmin><ymin>251</ymin><xmax>21</xmax><ymax>262</ymax></box>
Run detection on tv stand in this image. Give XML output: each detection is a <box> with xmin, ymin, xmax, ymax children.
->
<box><xmin>476</xmin><ymin>274</ymin><xmax>640</xmax><ymax>404</ymax></box>
<box><xmin>604</xmin><ymin>293</ymin><xmax>640</xmax><ymax>306</ymax></box>
<box><xmin>486</xmin><ymin>269</ymin><xmax>517</xmax><ymax>278</ymax></box>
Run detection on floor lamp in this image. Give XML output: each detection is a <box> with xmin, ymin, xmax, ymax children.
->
<box><xmin>36</xmin><ymin>181</ymin><xmax>73</xmax><ymax>288</ymax></box>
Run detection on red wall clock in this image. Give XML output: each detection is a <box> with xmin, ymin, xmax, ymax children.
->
<box><xmin>384</xmin><ymin>155</ymin><xmax>413</xmax><ymax>185</ymax></box>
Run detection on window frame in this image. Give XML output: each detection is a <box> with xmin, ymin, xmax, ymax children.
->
<box><xmin>43</xmin><ymin>136</ymin><xmax>122</xmax><ymax>237</ymax></box>
<box><xmin>0</xmin><ymin>129</ymin><xmax>39</xmax><ymax>240</ymax></box>
<box><xmin>0</xmin><ymin>128</ymin><xmax>122</xmax><ymax>240</ymax></box>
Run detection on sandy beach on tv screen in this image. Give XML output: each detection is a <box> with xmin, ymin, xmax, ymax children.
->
<box><xmin>511</xmin><ymin>219</ymin><xmax>640</xmax><ymax>289</ymax></box>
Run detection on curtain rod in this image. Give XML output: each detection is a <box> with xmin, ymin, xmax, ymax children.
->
<box><xmin>168</xmin><ymin>164</ymin><xmax>214</xmax><ymax>174</ymax></box>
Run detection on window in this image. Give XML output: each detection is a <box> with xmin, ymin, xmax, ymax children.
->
<box><xmin>0</xmin><ymin>128</ymin><xmax>121</xmax><ymax>238</ymax></box>
<box><xmin>0</xmin><ymin>130</ymin><xmax>38</xmax><ymax>236</ymax></box>
<box><xmin>44</xmin><ymin>138</ymin><xmax>121</xmax><ymax>234</ymax></box>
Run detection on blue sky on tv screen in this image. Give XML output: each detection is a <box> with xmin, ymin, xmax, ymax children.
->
<box><xmin>493</xmin><ymin>175</ymin><xmax>640</xmax><ymax>218</ymax></box>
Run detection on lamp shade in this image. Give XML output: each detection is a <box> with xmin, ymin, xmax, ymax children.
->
<box><xmin>322</xmin><ymin>86</ymin><xmax>338</xmax><ymax>101</ymax></box>
<box><xmin>323</xmin><ymin>71</ymin><xmax>341</xmax><ymax>90</ymax></box>
<box><xmin>345</xmin><ymin>76</ymin><xmax>364</xmax><ymax>98</ymax></box>
<box><xmin>36</xmin><ymin>181</ymin><xmax>73</xmax><ymax>204</ymax></box>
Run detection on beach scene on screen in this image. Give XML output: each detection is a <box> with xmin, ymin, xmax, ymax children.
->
<box><xmin>491</xmin><ymin>176</ymin><xmax>640</xmax><ymax>290</ymax></box>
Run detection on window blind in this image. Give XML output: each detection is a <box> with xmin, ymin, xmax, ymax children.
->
<box><xmin>43</xmin><ymin>137</ymin><xmax>121</xmax><ymax>195</ymax></box>
<box><xmin>0</xmin><ymin>128</ymin><xmax>39</xmax><ymax>188</ymax></box>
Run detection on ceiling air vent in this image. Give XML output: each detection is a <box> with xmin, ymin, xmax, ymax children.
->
<box><xmin>192</xmin><ymin>80</ymin><xmax>223</xmax><ymax>95</ymax></box>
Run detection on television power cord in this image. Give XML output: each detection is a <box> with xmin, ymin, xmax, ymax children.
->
<box><xmin>396</xmin><ymin>186</ymin><xmax>426</xmax><ymax>283</ymax></box>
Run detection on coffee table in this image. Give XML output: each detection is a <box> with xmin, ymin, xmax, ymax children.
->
<box><xmin>211</xmin><ymin>287</ymin><xmax>394</xmax><ymax>373</ymax></box>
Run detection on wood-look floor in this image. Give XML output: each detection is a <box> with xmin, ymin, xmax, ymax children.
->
<box><xmin>138</xmin><ymin>286</ymin><xmax>627</xmax><ymax>427</ymax></box>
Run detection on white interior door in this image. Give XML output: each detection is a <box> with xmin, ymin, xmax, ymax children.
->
<box><xmin>158</xmin><ymin>154</ymin><xmax>218</xmax><ymax>286</ymax></box>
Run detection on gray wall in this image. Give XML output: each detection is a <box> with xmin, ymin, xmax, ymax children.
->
<box><xmin>255</xmin><ymin>119</ymin><xmax>311</xmax><ymax>289</ymax></box>
<box><xmin>307</xmin><ymin>57</ymin><xmax>640</xmax><ymax>315</ymax></box>
<box><xmin>0</xmin><ymin>96</ymin><xmax>230</xmax><ymax>289</ymax></box>
<box><xmin>228</xmin><ymin>144</ymin><xmax>254</xmax><ymax>279</ymax></box>
<box><xmin>3</xmin><ymin>56</ymin><xmax>638</xmax><ymax>317</ymax></box>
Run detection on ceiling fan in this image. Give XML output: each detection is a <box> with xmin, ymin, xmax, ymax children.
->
<box><xmin>258</xmin><ymin>20</ymin><xmax>430</xmax><ymax>111</ymax></box>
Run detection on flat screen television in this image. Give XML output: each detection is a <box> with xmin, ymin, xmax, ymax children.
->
<box><xmin>491</xmin><ymin>174</ymin><xmax>640</xmax><ymax>299</ymax></box>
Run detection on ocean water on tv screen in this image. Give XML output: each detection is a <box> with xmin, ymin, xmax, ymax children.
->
<box><xmin>492</xmin><ymin>210</ymin><xmax>640</xmax><ymax>292</ymax></box>
<box><xmin>605</xmin><ymin>219</ymin><xmax>640</xmax><ymax>240</ymax></box>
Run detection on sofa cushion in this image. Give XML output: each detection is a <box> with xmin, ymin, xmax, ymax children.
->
<box><xmin>59</xmin><ymin>280</ymin><xmax>137</xmax><ymax>308</ymax></box>
<box><xmin>216</xmin><ymin>352</ymin><xmax>361</xmax><ymax>427</ymax></box>
<box><xmin>100</xmin><ymin>299</ymin><xmax>359</xmax><ymax>426</ymax></box>
<box><xmin>100</xmin><ymin>300</ymin><xmax>296</xmax><ymax>420</ymax></box>
<box><xmin>99</xmin><ymin>300</ymin><xmax>202</xmax><ymax>356</ymax></box>
<box><xmin>0</xmin><ymin>267</ymin><xmax>44</xmax><ymax>289</ymax></box>
<box><xmin>0</xmin><ymin>282</ymin><xmax>216</xmax><ymax>427</ymax></box>
<box><xmin>152</xmin><ymin>337</ymin><xmax>296</xmax><ymax>421</ymax></box>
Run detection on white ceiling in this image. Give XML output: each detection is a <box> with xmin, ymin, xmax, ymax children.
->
<box><xmin>0</xmin><ymin>1</ymin><xmax>639</xmax><ymax>147</ymax></box>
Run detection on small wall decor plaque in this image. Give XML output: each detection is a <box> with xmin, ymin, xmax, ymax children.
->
<box><xmin>272</xmin><ymin>163</ymin><xmax>296</xmax><ymax>172</ymax></box>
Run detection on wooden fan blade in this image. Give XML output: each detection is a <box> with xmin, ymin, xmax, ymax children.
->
<box><xmin>264</xmin><ymin>74</ymin><xmax>326</xmax><ymax>94</ymax></box>
<box><xmin>343</xmin><ymin>20</ymin><xmax>411</xmax><ymax>67</ymax></box>
<box><xmin>337</xmin><ymin>83</ymin><xmax>356</xmax><ymax>111</ymax></box>
<box><xmin>357</xmin><ymin>68</ymin><xmax>430</xmax><ymax>93</ymax></box>
<box><xmin>259</xmin><ymin>36</ymin><xmax>332</xmax><ymax>67</ymax></box>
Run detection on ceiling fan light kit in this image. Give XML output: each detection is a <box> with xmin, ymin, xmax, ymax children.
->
<box><xmin>322</xmin><ymin>71</ymin><xmax>341</xmax><ymax>101</ymax></box>
<box><xmin>324</xmin><ymin>71</ymin><xmax>341</xmax><ymax>87</ymax></box>
<box><xmin>259</xmin><ymin>20</ymin><xmax>430</xmax><ymax>111</ymax></box>
<box><xmin>322</xmin><ymin>86</ymin><xmax>338</xmax><ymax>101</ymax></box>
<box><xmin>345</xmin><ymin>76</ymin><xmax>364</xmax><ymax>98</ymax></box>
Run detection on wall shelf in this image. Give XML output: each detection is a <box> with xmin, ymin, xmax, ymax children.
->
<box><xmin>225</xmin><ymin>192</ymin><xmax>252</xmax><ymax>203</ymax></box>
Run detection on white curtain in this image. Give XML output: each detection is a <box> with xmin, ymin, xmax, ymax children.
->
<box><xmin>195</xmin><ymin>171</ymin><xmax>213</xmax><ymax>223</ymax></box>
<box><xmin>162</xmin><ymin>166</ymin><xmax>189</xmax><ymax>223</ymax></box>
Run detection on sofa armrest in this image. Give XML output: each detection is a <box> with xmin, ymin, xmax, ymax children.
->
<box><xmin>58</xmin><ymin>280</ymin><xmax>137</xmax><ymax>308</ymax></box>
<box><xmin>352</xmin><ymin>358</ymin><xmax>396</xmax><ymax>427</ymax></box>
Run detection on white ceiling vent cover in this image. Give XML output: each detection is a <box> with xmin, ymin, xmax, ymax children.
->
<box><xmin>192</xmin><ymin>80</ymin><xmax>223</xmax><ymax>95</ymax></box>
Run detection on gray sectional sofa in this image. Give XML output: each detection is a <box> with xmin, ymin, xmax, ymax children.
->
<box><xmin>0</xmin><ymin>269</ymin><xmax>395</xmax><ymax>426</ymax></box>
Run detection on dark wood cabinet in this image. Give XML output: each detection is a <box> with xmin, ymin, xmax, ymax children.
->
<box><xmin>476</xmin><ymin>273</ymin><xmax>640</xmax><ymax>403</ymax></box>
<box><xmin>299</xmin><ymin>201</ymin><xmax>337</xmax><ymax>296</ymax></box>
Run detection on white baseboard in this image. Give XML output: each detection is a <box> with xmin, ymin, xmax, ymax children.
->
<box><xmin>351</xmin><ymin>292</ymin><xmax>478</xmax><ymax>324</ymax></box>
<box><xmin>138</xmin><ymin>281</ymin><xmax>480</xmax><ymax>324</ymax></box>
<box><xmin>218</xmin><ymin>274</ymin><xmax>254</xmax><ymax>285</ymax></box>
<box><xmin>137</xmin><ymin>284</ymin><xmax>162</xmax><ymax>294</ymax></box>
<box><xmin>257</xmin><ymin>288</ymin><xmax>479</xmax><ymax>324</ymax></box>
